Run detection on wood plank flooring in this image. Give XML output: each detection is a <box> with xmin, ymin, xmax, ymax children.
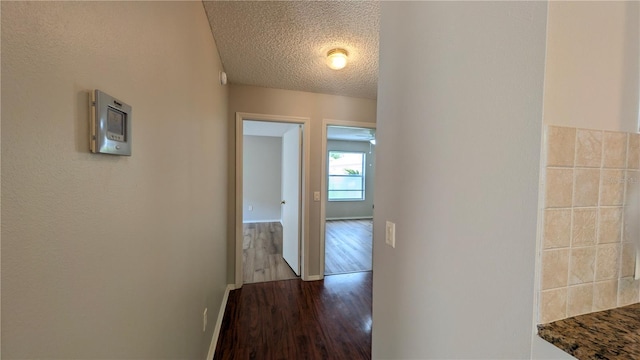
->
<box><xmin>324</xmin><ymin>219</ymin><xmax>373</xmax><ymax>275</ymax></box>
<box><xmin>243</xmin><ymin>222</ymin><xmax>297</xmax><ymax>284</ymax></box>
<box><xmin>214</xmin><ymin>272</ymin><xmax>372</xmax><ymax>360</ymax></box>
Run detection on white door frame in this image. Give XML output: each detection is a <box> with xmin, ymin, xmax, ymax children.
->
<box><xmin>235</xmin><ymin>112</ymin><xmax>311</xmax><ymax>288</ymax></box>
<box><xmin>320</xmin><ymin>119</ymin><xmax>377</xmax><ymax>277</ymax></box>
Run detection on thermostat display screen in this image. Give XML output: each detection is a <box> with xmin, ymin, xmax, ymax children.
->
<box><xmin>91</xmin><ymin>89</ymin><xmax>132</xmax><ymax>155</ymax></box>
<box><xmin>107</xmin><ymin>108</ymin><xmax>125</xmax><ymax>136</ymax></box>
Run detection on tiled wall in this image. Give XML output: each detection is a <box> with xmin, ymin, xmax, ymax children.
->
<box><xmin>539</xmin><ymin>126</ymin><xmax>640</xmax><ymax>323</ymax></box>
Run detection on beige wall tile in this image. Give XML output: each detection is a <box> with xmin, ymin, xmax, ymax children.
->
<box><xmin>574</xmin><ymin>169</ymin><xmax>600</xmax><ymax>207</ymax></box>
<box><xmin>547</xmin><ymin>126</ymin><xmax>576</xmax><ymax>167</ymax></box>
<box><xmin>568</xmin><ymin>284</ymin><xmax>594</xmax><ymax>317</ymax></box>
<box><xmin>544</xmin><ymin>209</ymin><xmax>571</xmax><ymax>249</ymax></box>
<box><xmin>540</xmin><ymin>288</ymin><xmax>568</xmax><ymax>323</ymax></box>
<box><xmin>569</xmin><ymin>246</ymin><xmax>596</xmax><ymax>285</ymax></box>
<box><xmin>623</xmin><ymin>222</ymin><xmax>633</xmax><ymax>244</ymax></box>
<box><xmin>598</xmin><ymin>207</ymin><xmax>623</xmax><ymax>244</ymax></box>
<box><xmin>572</xmin><ymin>209</ymin><xmax>597</xmax><ymax>246</ymax></box>
<box><xmin>593</xmin><ymin>280</ymin><xmax>618</xmax><ymax>311</ymax></box>
<box><xmin>628</xmin><ymin>134</ymin><xmax>640</xmax><ymax>170</ymax></box>
<box><xmin>575</xmin><ymin>129</ymin><xmax>602</xmax><ymax>167</ymax></box>
<box><xmin>595</xmin><ymin>244</ymin><xmax>621</xmax><ymax>281</ymax></box>
<box><xmin>542</xmin><ymin>249</ymin><xmax>570</xmax><ymax>290</ymax></box>
<box><xmin>545</xmin><ymin>168</ymin><xmax>574</xmax><ymax>208</ymax></box>
<box><xmin>623</xmin><ymin>209</ymin><xmax>639</xmax><ymax>243</ymax></box>
<box><xmin>603</xmin><ymin>132</ymin><xmax>627</xmax><ymax>169</ymax></box>
<box><xmin>540</xmin><ymin>127</ymin><xmax>640</xmax><ymax>322</ymax></box>
<box><xmin>621</xmin><ymin>242</ymin><xmax>636</xmax><ymax>278</ymax></box>
<box><xmin>618</xmin><ymin>277</ymin><xmax>640</xmax><ymax>307</ymax></box>
<box><xmin>600</xmin><ymin>169</ymin><xmax>625</xmax><ymax>206</ymax></box>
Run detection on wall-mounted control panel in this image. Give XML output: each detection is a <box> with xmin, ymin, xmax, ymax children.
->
<box><xmin>90</xmin><ymin>90</ymin><xmax>132</xmax><ymax>156</ymax></box>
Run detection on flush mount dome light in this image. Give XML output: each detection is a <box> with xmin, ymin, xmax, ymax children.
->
<box><xmin>327</xmin><ymin>48</ymin><xmax>348</xmax><ymax>70</ymax></box>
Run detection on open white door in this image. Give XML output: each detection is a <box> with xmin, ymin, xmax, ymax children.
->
<box><xmin>281</xmin><ymin>126</ymin><xmax>301</xmax><ymax>276</ymax></box>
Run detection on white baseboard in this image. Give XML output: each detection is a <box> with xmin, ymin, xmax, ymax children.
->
<box><xmin>305</xmin><ymin>275</ymin><xmax>323</xmax><ymax>281</ymax></box>
<box><xmin>206</xmin><ymin>284</ymin><xmax>234</xmax><ymax>360</ymax></box>
<box><xmin>326</xmin><ymin>216</ymin><xmax>373</xmax><ymax>221</ymax></box>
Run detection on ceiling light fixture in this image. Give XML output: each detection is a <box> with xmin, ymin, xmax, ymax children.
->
<box><xmin>327</xmin><ymin>48</ymin><xmax>348</xmax><ymax>70</ymax></box>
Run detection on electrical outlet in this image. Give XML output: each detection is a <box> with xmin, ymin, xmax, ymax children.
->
<box><xmin>385</xmin><ymin>221</ymin><xmax>396</xmax><ymax>248</ymax></box>
<box><xmin>248</xmin><ymin>205</ymin><xmax>253</xmax><ymax>211</ymax></box>
<box><xmin>203</xmin><ymin>308</ymin><xmax>208</xmax><ymax>332</ymax></box>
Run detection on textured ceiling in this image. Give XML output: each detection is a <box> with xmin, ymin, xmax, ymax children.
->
<box><xmin>202</xmin><ymin>1</ymin><xmax>380</xmax><ymax>99</ymax></box>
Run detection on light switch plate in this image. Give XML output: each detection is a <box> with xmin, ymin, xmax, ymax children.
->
<box><xmin>386</xmin><ymin>221</ymin><xmax>396</xmax><ymax>248</ymax></box>
<box><xmin>314</xmin><ymin>191</ymin><xmax>321</xmax><ymax>201</ymax></box>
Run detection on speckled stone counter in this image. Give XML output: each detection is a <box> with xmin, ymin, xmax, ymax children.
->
<box><xmin>538</xmin><ymin>303</ymin><xmax>640</xmax><ymax>359</ymax></box>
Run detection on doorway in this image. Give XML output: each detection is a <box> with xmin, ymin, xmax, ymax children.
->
<box><xmin>235</xmin><ymin>113</ymin><xmax>310</xmax><ymax>287</ymax></box>
<box><xmin>320</xmin><ymin>121</ymin><xmax>376</xmax><ymax>276</ymax></box>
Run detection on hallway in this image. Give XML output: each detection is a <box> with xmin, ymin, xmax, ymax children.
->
<box><xmin>214</xmin><ymin>272</ymin><xmax>372</xmax><ymax>359</ymax></box>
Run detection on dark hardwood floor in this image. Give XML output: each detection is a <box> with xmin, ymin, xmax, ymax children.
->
<box><xmin>325</xmin><ymin>219</ymin><xmax>372</xmax><ymax>275</ymax></box>
<box><xmin>214</xmin><ymin>271</ymin><xmax>372</xmax><ymax>360</ymax></box>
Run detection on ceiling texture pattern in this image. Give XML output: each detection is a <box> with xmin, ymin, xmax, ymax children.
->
<box><xmin>202</xmin><ymin>1</ymin><xmax>380</xmax><ymax>99</ymax></box>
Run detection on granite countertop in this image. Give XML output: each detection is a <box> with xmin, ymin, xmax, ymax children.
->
<box><xmin>538</xmin><ymin>303</ymin><xmax>640</xmax><ymax>359</ymax></box>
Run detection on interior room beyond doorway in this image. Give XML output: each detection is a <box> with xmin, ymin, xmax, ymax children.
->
<box><xmin>324</xmin><ymin>125</ymin><xmax>375</xmax><ymax>276</ymax></box>
<box><xmin>242</xmin><ymin>119</ymin><xmax>303</xmax><ymax>284</ymax></box>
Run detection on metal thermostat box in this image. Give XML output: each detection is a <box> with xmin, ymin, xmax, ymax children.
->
<box><xmin>90</xmin><ymin>89</ymin><xmax>132</xmax><ymax>156</ymax></box>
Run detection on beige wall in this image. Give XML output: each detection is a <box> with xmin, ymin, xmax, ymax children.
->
<box><xmin>543</xmin><ymin>1</ymin><xmax>639</xmax><ymax>132</ymax></box>
<box><xmin>227</xmin><ymin>85</ymin><xmax>377</xmax><ymax>281</ymax></box>
<box><xmin>243</xmin><ymin>135</ymin><xmax>282</xmax><ymax>222</ymax></box>
<box><xmin>1</xmin><ymin>2</ymin><xmax>228</xmax><ymax>359</ymax></box>
<box><xmin>373</xmin><ymin>2</ymin><xmax>547</xmax><ymax>358</ymax></box>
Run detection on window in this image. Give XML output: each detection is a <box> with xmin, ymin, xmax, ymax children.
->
<box><xmin>328</xmin><ymin>151</ymin><xmax>365</xmax><ymax>201</ymax></box>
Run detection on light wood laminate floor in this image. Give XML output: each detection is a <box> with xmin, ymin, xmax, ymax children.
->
<box><xmin>325</xmin><ymin>219</ymin><xmax>373</xmax><ymax>275</ymax></box>
<box><xmin>243</xmin><ymin>222</ymin><xmax>298</xmax><ymax>284</ymax></box>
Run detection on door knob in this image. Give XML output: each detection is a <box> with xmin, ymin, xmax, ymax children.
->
<box><xmin>281</xmin><ymin>200</ymin><xmax>286</xmax><ymax>204</ymax></box>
